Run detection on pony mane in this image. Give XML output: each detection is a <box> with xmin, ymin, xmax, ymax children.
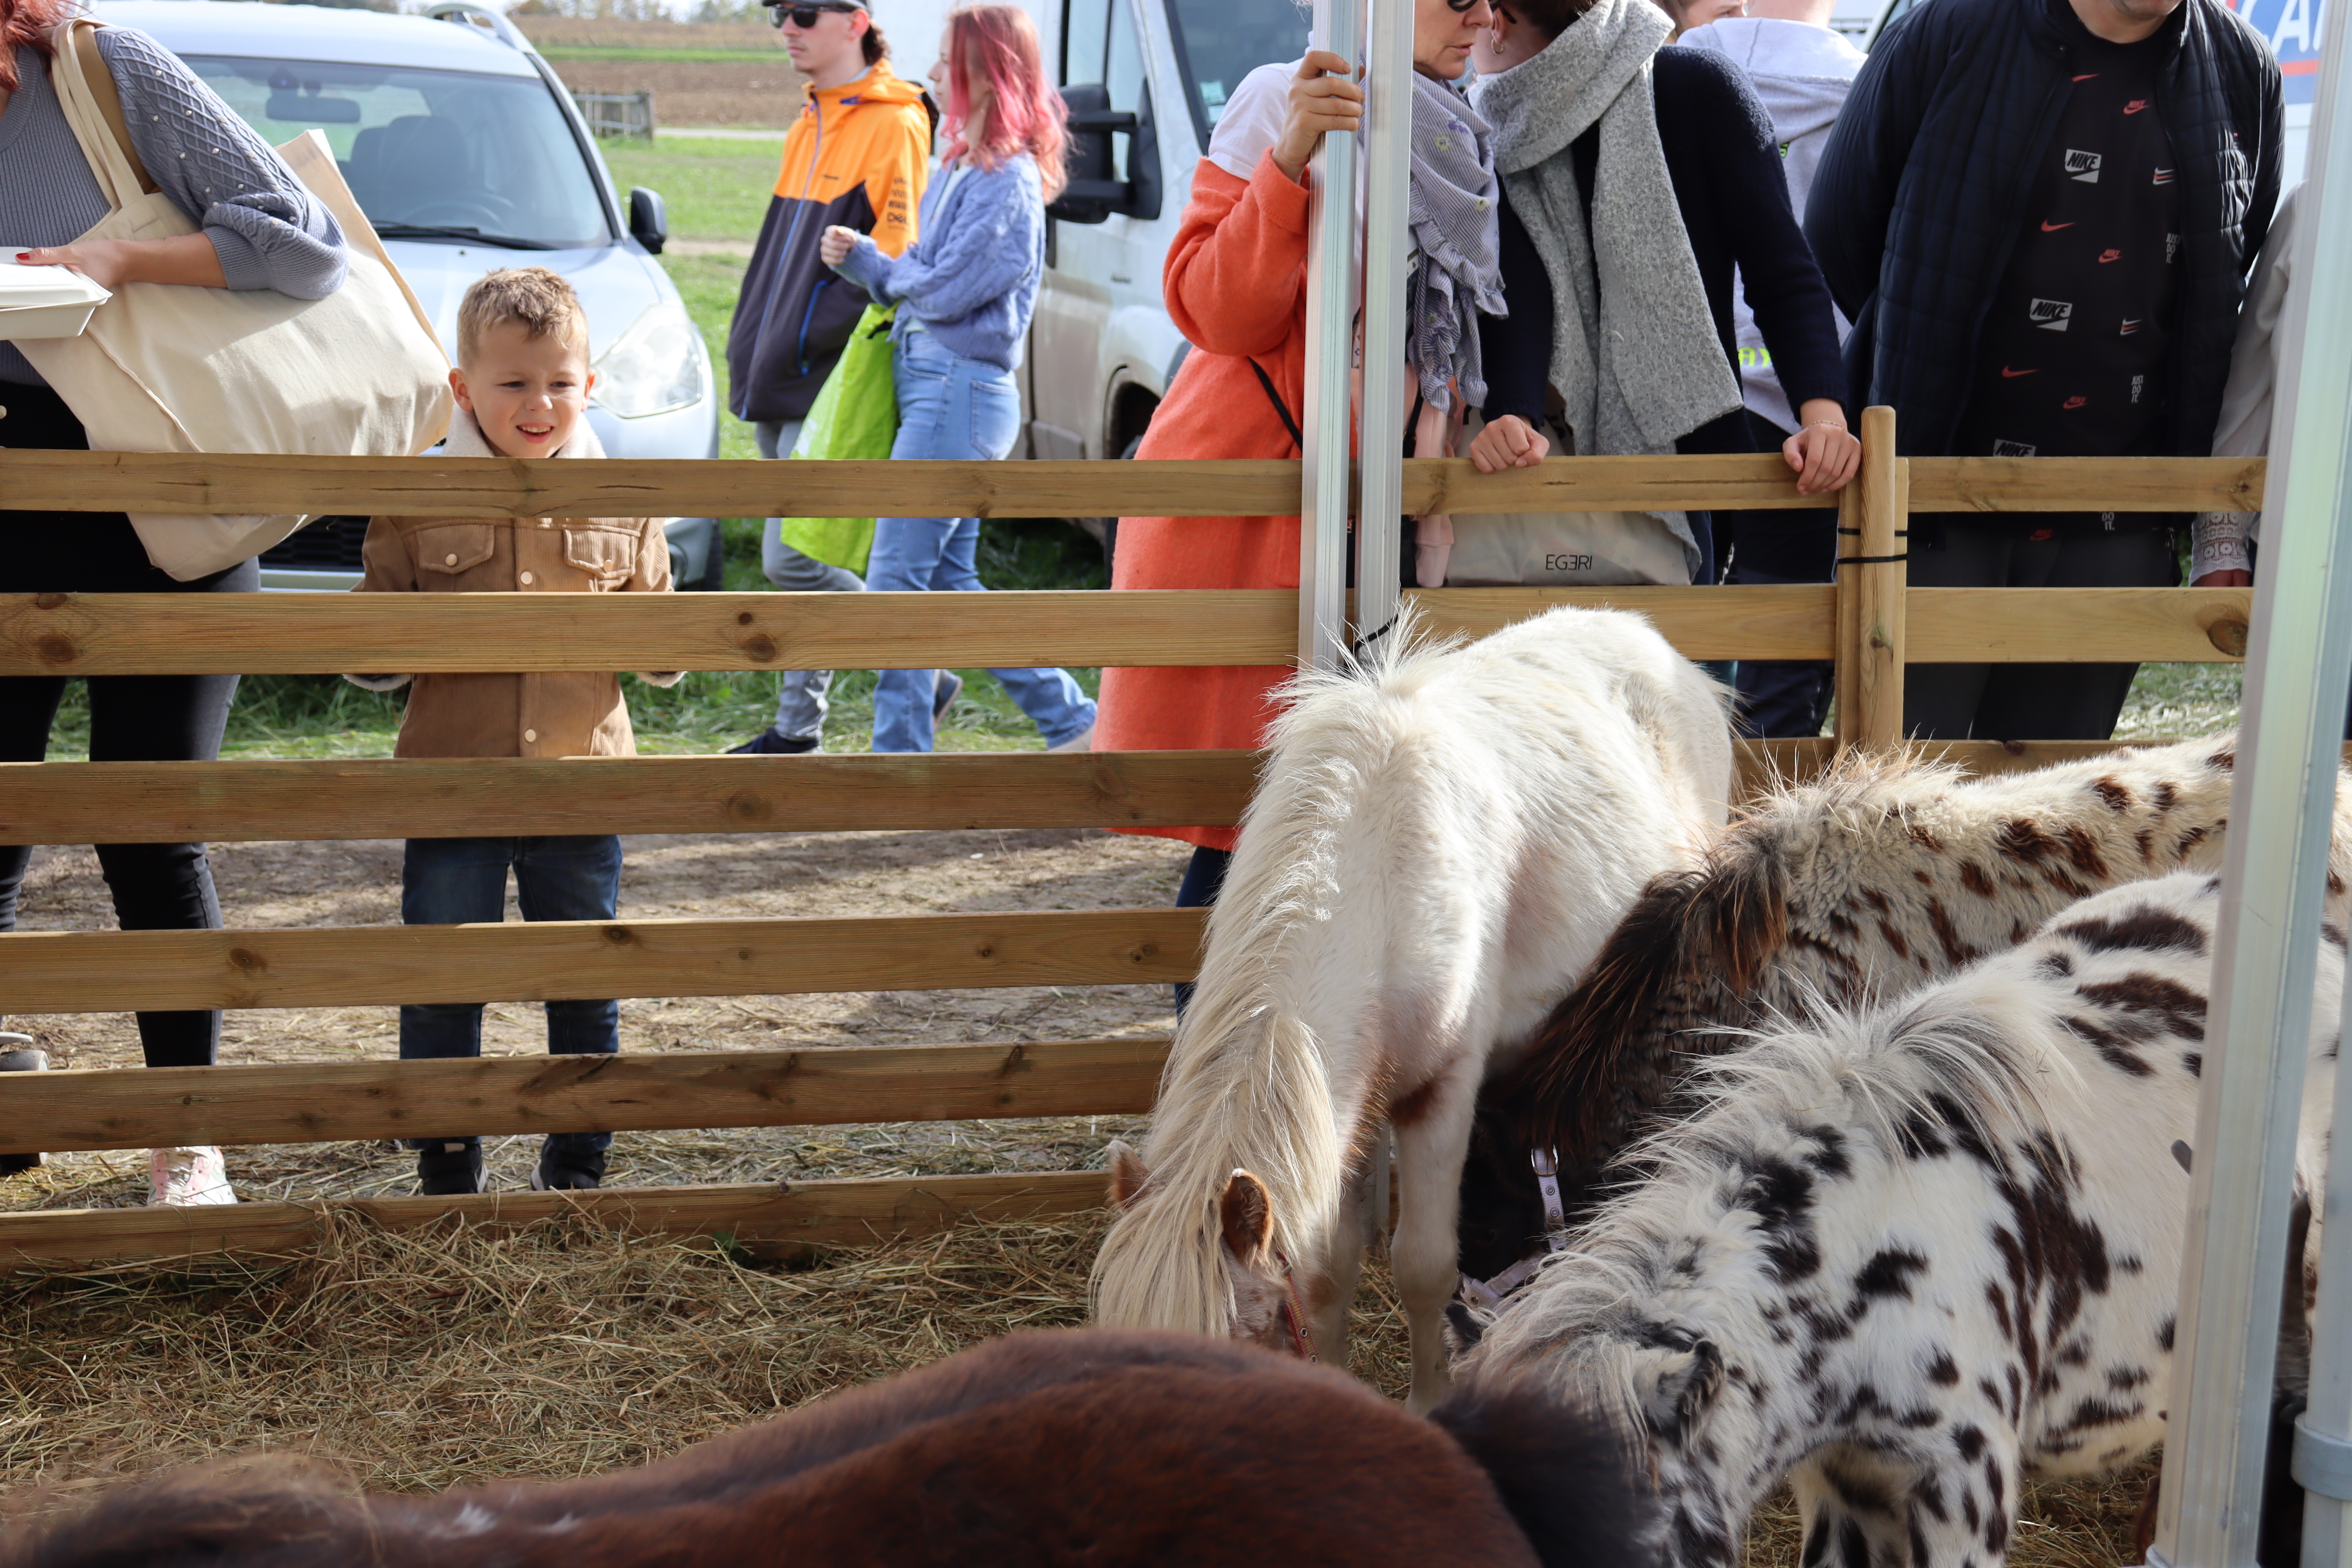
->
<box><xmin>1504</xmin><ymin>745</ymin><xmax>1962</xmax><ymax>1161</ymax></box>
<box><xmin>1090</xmin><ymin>611</ymin><xmax>1457</xmax><ymax>1331</ymax></box>
<box><xmin>1472</xmin><ymin>953</ymin><xmax>2091</xmax><ymax>1415</ymax></box>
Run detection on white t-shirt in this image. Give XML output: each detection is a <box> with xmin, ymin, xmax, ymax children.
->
<box><xmin>1205</xmin><ymin>60</ymin><xmax>1300</xmax><ymax>181</ymax></box>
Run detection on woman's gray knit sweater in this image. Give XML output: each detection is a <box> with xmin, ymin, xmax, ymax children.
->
<box><xmin>0</xmin><ymin>28</ymin><xmax>348</xmax><ymax>387</ymax></box>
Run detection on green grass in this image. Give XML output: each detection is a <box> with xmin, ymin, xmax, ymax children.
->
<box><xmin>603</xmin><ymin>139</ymin><xmax>783</xmax><ymax>243</ymax></box>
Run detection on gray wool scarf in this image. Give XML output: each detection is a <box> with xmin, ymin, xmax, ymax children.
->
<box><xmin>1407</xmin><ymin>74</ymin><xmax>1506</xmax><ymax>413</ymax></box>
<box><xmin>1469</xmin><ymin>0</ymin><xmax>1741</xmax><ymax>465</ymax></box>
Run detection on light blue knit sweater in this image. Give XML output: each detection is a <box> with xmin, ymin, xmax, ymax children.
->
<box><xmin>830</xmin><ymin>152</ymin><xmax>1044</xmax><ymax>372</ymax></box>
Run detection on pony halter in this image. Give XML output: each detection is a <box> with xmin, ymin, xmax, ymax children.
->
<box><xmin>1457</xmin><ymin>1146</ymin><xmax>1569</xmax><ymax>1312</ymax></box>
<box><xmin>1272</xmin><ymin>1250</ymin><xmax>1320</xmax><ymax>1363</ymax></box>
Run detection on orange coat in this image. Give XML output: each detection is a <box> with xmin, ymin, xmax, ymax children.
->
<box><xmin>1095</xmin><ymin>151</ymin><xmax>1310</xmax><ymax>852</ymax></box>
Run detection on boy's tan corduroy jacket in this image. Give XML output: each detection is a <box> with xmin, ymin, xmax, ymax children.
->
<box><xmin>348</xmin><ymin>412</ymin><xmax>679</xmax><ymax>760</ymax></box>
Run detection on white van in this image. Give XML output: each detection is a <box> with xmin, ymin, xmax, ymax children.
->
<box><xmin>1022</xmin><ymin>0</ymin><xmax>1309</xmax><ymax>472</ymax></box>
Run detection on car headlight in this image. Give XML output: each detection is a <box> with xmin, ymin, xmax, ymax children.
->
<box><xmin>592</xmin><ymin>300</ymin><xmax>708</xmax><ymax>419</ymax></box>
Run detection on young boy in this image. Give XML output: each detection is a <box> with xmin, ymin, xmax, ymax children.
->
<box><xmin>349</xmin><ymin>267</ymin><xmax>677</xmax><ymax>1197</ymax></box>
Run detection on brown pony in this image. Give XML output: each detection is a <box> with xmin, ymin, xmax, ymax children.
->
<box><xmin>1</xmin><ymin>1329</ymin><xmax>1659</xmax><ymax>1568</ymax></box>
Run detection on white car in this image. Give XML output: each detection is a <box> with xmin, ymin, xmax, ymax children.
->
<box><xmin>96</xmin><ymin>0</ymin><xmax>726</xmax><ymax>588</ymax></box>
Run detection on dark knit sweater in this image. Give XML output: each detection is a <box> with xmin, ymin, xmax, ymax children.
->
<box><xmin>1480</xmin><ymin>47</ymin><xmax>1848</xmax><ymax>440</ymax></box>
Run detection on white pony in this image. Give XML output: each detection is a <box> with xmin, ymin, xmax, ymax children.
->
<box><xmin>1091</xmin><ymin>606</ymin><xmax>1734</xmax><ymax>1409</ymax></box>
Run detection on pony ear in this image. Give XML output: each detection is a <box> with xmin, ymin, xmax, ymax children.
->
<box><xmin>1219</xmin><ymin>1169</ymin><xmax>1276</xmax><ymax>1265</ymax></box>
<box><xmin>1637</xmin><ymin>1334</ymin><xmax>1724</xmax><ymax>1444</ymax></box>
<box><xmin>1105</xmin><ymin>1141</ymin><xmax>1150</xmax><ymax>1210</ymax></box>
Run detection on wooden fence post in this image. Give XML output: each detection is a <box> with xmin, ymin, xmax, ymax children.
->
<box><xmin>1834</xmin><ymin>405</ymin><xmax>1908</xmax><ymax>751</ymax></box>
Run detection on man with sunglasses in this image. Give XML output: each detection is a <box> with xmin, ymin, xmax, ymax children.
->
<box><xmin>724</xmin><ymin>0</ymin><xmax>933</xmax><ymax>755</ymax></box>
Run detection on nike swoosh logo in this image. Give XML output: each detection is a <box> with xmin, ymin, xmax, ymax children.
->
<box><xmin>2124</xmin><ymin>102</ymin><xmax>2148</xmax><ymax>113</ymax></box>
<box><xmin>2002</xmin><ymin>367</ymin><xmax>2040</xmax><ymax>378</ymax></box>
<box><xmin>2042</xmin><ymin>221</ymin><xmax>2075</xmax><ymax>231</ymax></box>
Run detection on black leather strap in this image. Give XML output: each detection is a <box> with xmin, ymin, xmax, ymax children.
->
<box><xmin>1247</xmin><ymin>358</ymin><xmax>1303</xmax><ymax>453</ymax></box>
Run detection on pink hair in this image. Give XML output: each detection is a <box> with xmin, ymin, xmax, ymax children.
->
<box><xmin>940</xmin><ymin>4</ymin><xmax>1067</xmax><ymax>199</ymax></box>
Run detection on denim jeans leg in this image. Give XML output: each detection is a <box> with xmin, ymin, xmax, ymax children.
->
<box><xmin>513</xmin><ymin>835</ymin><xmax>623</xmax><ymax>1158</ymax></box>
<box><xmin>399</xmin><ymin>836</ymin><xmax>513</xmax><ymax>1147</ymax></box>
<box><xmin>866</xmin><ymin>514</ymin><xmax>958</xmax><ymax>753</ymax></box>
<box><xmin>927</xmin><ymin>517</ymin><xmax>1098</xmax><ymax>747</ymax></box>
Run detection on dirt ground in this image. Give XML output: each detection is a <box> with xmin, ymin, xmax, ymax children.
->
<box><xmin>554</xmin><ymin>60</ymin><xmax>802</xmax><ymax>130</ymax></box>
<box><xmin>1</xmin><ymin>824</ymin><xmax>1181</xmax><ymax>1209</ymax></box>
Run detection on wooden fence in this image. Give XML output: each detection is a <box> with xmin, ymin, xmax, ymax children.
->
<box><xmin>0</xmin><ymin>408</ymin><xmax>2263</xmax><ymax>1267</ymax></box>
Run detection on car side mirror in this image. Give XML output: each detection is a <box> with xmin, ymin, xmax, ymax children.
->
<box><xmin>628</xmin><ymin>186</ymin><xmax>668</xmax><ymax>254</ymax></box>
<box><xmin>1048</xmin><ymin>83</ymin><xmax>1160</xmax><ymax>225</ymax></box>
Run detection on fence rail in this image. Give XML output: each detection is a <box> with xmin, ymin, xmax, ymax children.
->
<box><xmin>0</xmin><ymin>431</ymin><xmax>2276</xmax><ymax>1268</ymax></box>
<box><xmin>0</xmin><ymin>585</ymin><xmax>2253</xmax><ymax>675</ymax></box>
<box><xmin>0</xmin><ymin>450</ymin><xmax>2267</xmax><ymax>519</ymax></box>
<box><xmin>0</xmin><ymin>1038</ymin><xmax>1171</xmax><ymax>1157</ymax></box>
<box><xmin>0</xmin><ymin>909</ymin><xmax>1204</xmax><ymax>1014</ymax></box>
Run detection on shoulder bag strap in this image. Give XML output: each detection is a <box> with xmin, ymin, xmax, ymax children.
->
<box><xmin>1246</xmin><ymin>357</ymin><xmax>1303</xmax><ymax>454</ymax></box>
<box><xmin>64</xmin><ymin>21</ymin><xmax>162</xmax><ymax>199</ymax></box>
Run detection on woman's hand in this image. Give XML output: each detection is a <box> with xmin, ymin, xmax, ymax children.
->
<box><xmin>1271</xmin><ymin>51</ymin><xmax>1364</xmax><ymax>184</ymax></box>
<box><xmin>818</xmin><ymin>225</ymin><xmax>860</xmax><ymax>266</ymax></box>
<box><xmin>2192</xmin><ymin>569</ymin><xmax>2253</xmax><ymax>588</ymax></box>
<box><xmin>1783</xmin><ymin>399</ymin><xmax>1862</xmax><ymax>496</ymax></box>
<box><xmin>1468</xmin><ymin>414</ymin><xmax>1549</xmax><ymax>474</ymax></box>
<box><xmin>15</xmin><ymin>234</ymin><xmax>226</xmax><ymax>291</ymax></box>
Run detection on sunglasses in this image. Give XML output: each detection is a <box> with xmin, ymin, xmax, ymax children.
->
<box><xmin>768</xmin><ymin>2</ymin><xmax>860</xmax><ymax>27</ymax></box>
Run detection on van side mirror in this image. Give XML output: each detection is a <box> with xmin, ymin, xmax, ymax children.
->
<box><xmin>1049</xmin><ymin>83</ymin><xmax>1161</xmax><ymax>224</ymax></box>
<box><xmin>628</xmin><ymin>186</ymin><xmax>668</xmax><ymax>254</ymax></box>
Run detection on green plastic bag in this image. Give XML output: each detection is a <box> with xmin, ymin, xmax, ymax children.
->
<box><xmin>774</xmin><ymin>304</ymin><xmax>898</xmax><ymax>576</ymax></box>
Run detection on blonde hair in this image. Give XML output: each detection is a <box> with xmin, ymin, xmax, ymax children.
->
<box><xmin>456</xmin><ymin>267</ymin><xmax>589</xmax><ymax>366</ymax></box>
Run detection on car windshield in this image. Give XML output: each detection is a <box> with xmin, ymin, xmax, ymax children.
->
<box><xmin>1163</xmin><ymin>0</ymin><xmax>1310</xmax><ymax>146</ymax></box>
<box><xmin>185</xmin><ymin>56</ymin><xmax>610</xmax><ymax>250</ymax></box>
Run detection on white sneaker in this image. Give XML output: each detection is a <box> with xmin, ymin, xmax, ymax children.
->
<box><xmin>1046</xmin><ymin>724</ymin><xmax>1095</xmax><ymax>754</ymax></box>
<box><xmin>150</xmin><ymin>1145</ymin><xmax>238</xmax><ymax>1206</ymax></box>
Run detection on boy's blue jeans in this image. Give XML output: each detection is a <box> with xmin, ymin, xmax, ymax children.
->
<box><xmin>399</xmin><ymin>833</ymin><xmax>622</xmax><ymax>1161</ymax></box>
<box><xmin>867</xmin><ymin>331</ymin><xmax>1096</xmax><ymax>754</ymax></box>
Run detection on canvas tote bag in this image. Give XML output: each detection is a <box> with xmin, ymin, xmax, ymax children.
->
<box><xmin>13</xmin><ymin>20</ymin><xmax>452</xmax><ymax>580</ymax></box>
<box><xmin>1441</xmin><ymin>413</ymin><xmax>1694</xmax><ymax>587</ymax></box>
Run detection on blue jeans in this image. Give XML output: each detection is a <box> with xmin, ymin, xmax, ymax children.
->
<box><xmin>867</xmin><ymin>331</ymin><xmax>1097</xmax><ymax>754</ymax></box>
<box><xmin>399</xmin><ymin>834</ymin><xmax>623</xmax><ymax>1159</ymax></box>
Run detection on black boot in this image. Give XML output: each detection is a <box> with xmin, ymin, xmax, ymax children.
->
<box><xmin>532</xmin><ymin>1138</ymin><xmax>606</xmax><ymax>1192</ymax></box>
<box><xmin>0</xmin><ymin>1036</ymin><xmax>45</xmax><ymax>1177</ymax></box>
<box><xmin>415</xmin><ymin>1138</ymin><xmax>486</xmax><ymax>1195</ymax></box>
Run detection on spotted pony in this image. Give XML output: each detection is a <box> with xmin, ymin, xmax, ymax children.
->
<box><xmin>1454</xmin><ymin>871</ymin><xmax>2337</xmax><ymax>1568</ymax></box>
<box><xmin>1455</xmin><ymin>738</ymin><xmax>2352</xmax><ymax>1295</ymax></box>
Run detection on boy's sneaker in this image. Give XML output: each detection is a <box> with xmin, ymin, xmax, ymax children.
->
<box><xmin>149</xmin><ymin>1145</ymin><xmax>237</xmax><ymax>1206</ymax></box>
<box><xmin>416</xmin><ymin>1139</ymin><xmax>487</xmax><ymax>1196</ymax></box>
<box><xmin>0</xmin><ymin>1040</ymin><xmax>45</xmax><ymax>1176</ymax></box>
<box><xmin>1046</xmin><ymin>723</ymin><xmax>1095</xmax><ymax>753</ymax></box>
<box><xmin>531</xmin><ymin>1147</ymin><xmax>605</xmax><ymax>1192</ymax></box>
<box><xmin>932</xmin><ymin>670</ymin><xmax>963</xmax><ymax>720</ymax></box>
<box><xmin>727</xmin><ymin>728</ymin><xmax>820</xmax><ymax>755</ymax></box>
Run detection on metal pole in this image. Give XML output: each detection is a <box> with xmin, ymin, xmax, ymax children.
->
<box><xmin>1298</xmin><ymin>0</ymin><xmax>1362</xmax><ymax>673</ymax></box>
<box><xmin>2153</xmin><ymin>0</ymin><xmax>2352</xmax><ymax>1557</ymax></box>
<box><xmin>1352</xmin><ymin>0</ymin><xmax>1412</xmax><ymax>655</ymax></box>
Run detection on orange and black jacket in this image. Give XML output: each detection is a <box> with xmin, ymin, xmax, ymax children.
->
<box><xmin>725</xmin><ymin>62</ymin><xmax>932</xmax><ymax>425</ymax></box>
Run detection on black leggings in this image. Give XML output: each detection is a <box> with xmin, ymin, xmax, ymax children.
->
<box><xmin>1904</xmin><ymin>514</ymin><xmax>2179</xmax><ymax>742</ymax></box>
<box><xmin>1171</xmin><ymin>845</ymin><xmax>1230</xmax><ymax>1018</ymax></box>
<box><xmin>0</xmin><ymin>382</ymin><xmax>252</xmax><ymax>1067</ymax></box>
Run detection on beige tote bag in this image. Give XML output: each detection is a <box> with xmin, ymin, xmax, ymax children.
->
<box><xmin>1442</xmin><ymin>414</ymin><xmax>1696</xmax><ymax>587</ymax></box>
<box><xmin>13</xmin><ymin>21</ymin><xmax>452</xmax><ymax>581</ymax></box>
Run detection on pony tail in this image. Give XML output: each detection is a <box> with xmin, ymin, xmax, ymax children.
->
<box><xmin>859</xmin><ymin>16</ymin><xmax>889</xmax><ymax>66</ymax></box>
